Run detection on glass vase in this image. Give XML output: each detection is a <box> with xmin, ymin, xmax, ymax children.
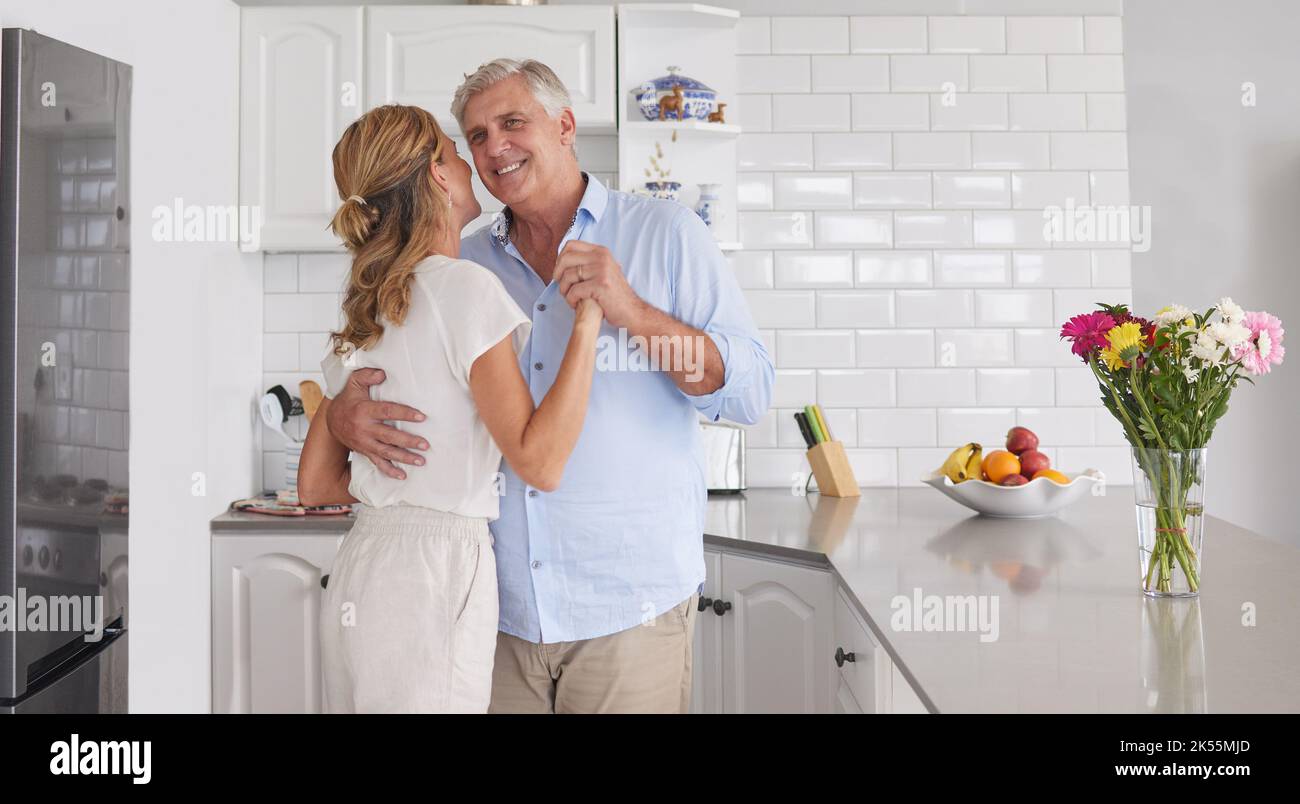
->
<box><xmin>1132</xmin><ymin>448</ymin><xmax>1207</xmax><ymax>597</ymax></box>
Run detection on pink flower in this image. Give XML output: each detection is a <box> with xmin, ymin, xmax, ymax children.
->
<box><xmin>1232</xmin><ymin>311</ymin><xmax>1285</xmax><ymax>375</ymax></box>
<box><xmin>1060</xmin><ymin>311</ymin><xmax>1116</xmax><ymax>360</ymax></box>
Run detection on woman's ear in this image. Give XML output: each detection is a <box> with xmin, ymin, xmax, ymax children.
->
<box><xmin>429</xmin><ymin>159</ymin><xmax>452</xmax><ymax>195</ymax></box>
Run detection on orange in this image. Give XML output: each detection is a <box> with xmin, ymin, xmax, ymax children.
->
<box><xmin>1032</xmin><ymin>468</ymin><xmax>1070</xmax><ymax>485</ymax></box>
<box><xmin>981</xmin><ymin>450</ymin><xmax>1020</xmax><ymax>484</ymax></box>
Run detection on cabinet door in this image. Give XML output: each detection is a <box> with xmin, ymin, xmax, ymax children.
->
<box><xmin>834</xmin><ymin>675</ymin><xmax>865</xmax><ymax>714</ymax></box>
<box><xmin>212</xmin><ymin>534</ymin><xmax>342</xmax><ymax>714</ymax></box>
<box><xmin>366</xmin><ymin>5</ymin><xmax>615</xmax><ymax>135</ymax></box>
<box><xmin>833</xmin><ymin>587</ymin><xmax>891</xmax><ymax>713</ymax></box>
<box><xmin>720</xmin><ymin>554</ymin><xmax>834</xmax><ymax>714</ymax></box>
<box><xmin>689</xmin><ymin>549</ymin><xmax>723</xmax><ymax>714</ymax></box>
<box><xmin>240</xmin><ymin>7</ymin><xmax>363</xmax><ymax>251</ymax></box>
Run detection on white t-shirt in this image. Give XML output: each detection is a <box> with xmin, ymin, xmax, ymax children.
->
<box><xmin>320</xmin><ymin>254</ymin><xmax>531</xmax><ymax>520</ymax></box>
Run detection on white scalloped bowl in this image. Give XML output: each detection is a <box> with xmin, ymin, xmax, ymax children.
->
<box><xmin>920</xmin><ymin>468</ymin><xmax>1104</xmax><ymax>519</ymax></box>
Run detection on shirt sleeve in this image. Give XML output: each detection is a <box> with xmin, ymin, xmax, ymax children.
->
<box><xmin>667</xmin><ymin>208</ymin><xmax>774</xmax><ymax>425</ymax></box>
<box><xmin>319</xmin><ymin>343</ymin><xmax>351</xmax><ymax>399</ymax></box>
<box><xmin>436</xmin><ymin>261</ymin><xmax>532</xmax><ymax>388</ymax></box>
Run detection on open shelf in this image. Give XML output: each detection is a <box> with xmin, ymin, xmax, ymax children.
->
<box><xmin>617</xmin><ymin>4</ymin><xmax>740</xmax><ymax>30</ymax></box>
<box><xmin>621</xmin><ymin>119</ymin><xmax>741</xmax><ymax>136</ymax></box>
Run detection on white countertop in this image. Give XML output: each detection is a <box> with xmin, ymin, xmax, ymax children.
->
<box><xmin>705</xmin><ymin>488</ymin><xmax>1300</xmax><ymax>714</ymax></box>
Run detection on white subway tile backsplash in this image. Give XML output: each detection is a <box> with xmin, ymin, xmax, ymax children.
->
<box><xmin>1017</xmin><ymin>407</ymin><xmax>1096</xmax><ymax>446</ymax></box>
<box><xmin>745</xmin><ymin>290</ymin><xmax>816</xmax><ymax>328</ymax></box>
<box><xmin>977</xmin><ymin>368</ymin><xmax>1054</xmax><ymax>406</ymax></box>
<box><xmin>729</xmin><ymin>251</ymin><xmax>775</xmax><ymax>289</ymax></box>
<box><xmin>773</xmin><ymin>369</ymin><xmax>817</xmax><ymax>407</ymax></box>
<box><xmin>893</xmin><ymin>133</ymin><xmax>971</xmax><ymax>169</ymax></box>
<box><xmin>937</xmin><ymin>407</ymin><xmax>1015</xmax><ymax>446</ymax></box>
<box><xmin>813</xmin><ymin>133</ymin><xmax>891</xmax><ymax>170</ymax></box>
<box><xmin>1091</xmin><ymin>249</ymin><xmax>1131</xmax><ymax>287</ymax></box>
<box><xmin>929</xmin><ymin>93</ymin><xmax>1008</xmax><ymax>131</ymax></box>
<box><xmin>298</xmin><ymin>253</ymin><xmax>350</xmax><ymax>293</ymax></box>
<box><xmin>1009</xmin><ymin>93</ymin><xmax>1087</xmax><ymax>131</ymax></box>
<box><xmin>739</xmin><ymin>55</ymin><xmax>811</xmax><ymax>94</ymax></box>
<box><xmin>969</xmin><ymin>56</ymin><xmax>1047</xmax><ymax>92</ymax></box>
<box><xmin>1084</xmin><ymin>17</ymin><xmax>1124</xmax><ymax>54</ymax></box>
<box><xmin>264</xmin><ymin>293</ymin><xmax>340</xmax><ymax>333</ymax></box>
<box><xmin>1093</xmin><ymin>407</ymin><xmax>1128</xmax><ymax>446</ymax></box>
<box><xmin>1054</xmin><ymin>288</ymin><xmax>1131</xmax><ymax>325</ymax></box>
<box><xmin>1089</xmin><ymin>171</ymin><xmax>1130</xmax><ymax>206</ymax></box>
<box><xmin>850</xmin><ymin>16</ymin><xmax>927</xmax><ymax>54</ymax></box>
<box><xmin>818</xmin><ymin>369</ymin><xmax>896</xmax><ymax>407</ymax></box>
<box><xmin>898</xmin><ymin>369</ymin><xmax>976</xmax><ymax>407</ymax></box>
<box><xmin>860</xmin><ymin>408</ymin><xmax>935</xmax><ymax>447</ymax></box>
<box><xmin>737</xmin><ymin>16</ymin><xmax>771</xmax><ymax>55</ymax></box>
<box><xmin>933</xmin><ymin>172</ymin><xmax>1010</xmax><ymax>208</ymax></box>
<box><xmin>856</xmin><ymin>329</ymin><xmax>934</xmax><ymax>367</ymax></box>
<box><xmin>1056</xmin><ymin>446</ymin><xmax>1132</xmax><ymax>484</ymax></box>
<box><xmin>264</xmin><ymin>254</ymin><xmax>297</xmax><ymax>292</ymax></box>
<box><xmin>896</xmin><ymin>289</ymin><xmax>974</xmax><ymax>327</ymax></box>
<box><xmin>1013</xmin><ymin>250</ymin><xmax>1091</xmax><ymax>287</ymax></box>
<box><xmin>774</xmin><ymin>172</ymin><xmax>853</xmax><ymax>209</ymax></box>
<box><xmin>1048</xmin><ymin>55</ymin><xmax>1125</xmax><ymax>92</ymax></box>
<box><xmin>744</xmin><ymin>410</ymin><xmax>779</xmax><ymax>448</ymax></box>
<box><xmin>772</xmin><ymin>16</ymin><xmax>849</xmax><ymax>54</ymax></box>
<box><xmin>772</xmin><ymin>94</ymin><xmax>852</xmax><ymax>132</ymax></box>
<box><xmin>738</xmin><ymin>94</ymin><xmax>772</xmax><ymax>132</ymax></box>
<box><xmin>814</xmin><ymin>212</ymin><xmax>893</xmax><ymax>248</ymax></box>
<box><xmin>740</xmin><ymin>211</ymin><xmax>813</xmax><ymax>249</ymax></box>
<box><xmin>777</xmin><ymin>330</ymin><xmax>855</xmax><ymax>368</ymax></box>
<box><xmin>851</xmin><ymin>94</ymin><xmax>929</xmax><ymax>131</ymax></box>
<box><xmin>817</xmin><ymin>291</ymin><xmax>894</xmax><ymax>328</ymax></box>
<box><xmin>1055</xmin><ymin>366</ymin><xmax>1100</xmax><ymax>406</ymax></box>
<box><xmin>934</xmin><ymin>251</ymin><xmax>1012</xmax><ymax>286</ymax></box>
<box><xmin>856</xmin><ymin>251</ymin><xmax>932</xmax><ymax>286</ymax></box>
<box><xmin>739</xmin><ymin>133</ymin><xmax>815</xmax><ymax>171</ymax></box>
<box><xmin>1085</xmin><ymin>94</ymin><xmax>1126</xmax><ymax>130</ymax></box>
<box><xmin>975</xmin><ymin>289</ymin><xmax>1054</xmax><ymax>326</ymax></box>
<box><xmin>1014</xmin><ymin>329</ymin><xmax>1077</xmax><ymax>367</ymax></box>
<box><xmin>811</xmin><ymin>56</ymin><xmax>889</xmax><ymax>93</ymax></box>
<box><xmin>1050</xmin><ymin>132</ymin><xmax>1128</xmax><ymax>169</ymax></box>
<box><xmin>973</xmin><ymin>211</ymin><xmax>1054</xmax><ymax>248</ymax></box>
<box><xmin>895</xmin><ymin>211</ymin><xmax>973</xmax><ymax>248</ymax></box>
<box><xmin>745</xmin><ymin>449</ymin><xmax>808</xmax><ymax>487</ymax></box>
<box><xmin>972</xmin><ymin>132</ymin><xmax>1050</xmax><ymax>169</ymax></box>
<box><xmin>936</xmin><ymin>328</ymin><xmax>1014</xmax><ymax>365</ymax></box>
<box><xmin>929</xmin><ymin>16</ymin><xmax>1005</xmax><ymax>53</ymax></box>
<box><xmin>890</xmin><ymin>55</ymin><xmax>969</xmax><ymax>92</ymax></box>
<box><xmin>738</xmin><ymin>172</ymin><xmax>774</xmax><ymax>210</ymax></box>
<box><xmin>854</xmin><ymin>172</ymin><xmax>931</xmax><ymax>209</ymax></box>
<box><xmin>845</xmin><ymin>449</ymin><xmax>900</xmax><ymax>486</ymax></box>
<box><xmin>898</xmin><ymin>447</ymin><xmax>954</xmax><ymax>486</ymax></box>
<box><xmin>263</xmin><ymin>333</ymin><xmax>299</xmax><ymax>372</ymax></box>
<box><xmin>1012</xmin><ymin>171</ymin><xmax>1090</xmax><ymax>209</ymax></box>
<box><xmin>1006</xmin><ymin>17</ymin><xmax>1084</xmax><ymax>54</ymax></box>
<box><xmin>775</xmin><ymin>251</ymin><xmax>854</xmax><ymax>288</ymax></box>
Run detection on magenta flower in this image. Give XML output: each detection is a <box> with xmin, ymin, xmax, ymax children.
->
<box><xmin>1232</xmin><ymin>311</ymin><xmax>1285</xmax><ymax>375</ymax></box>
<box><xmin>1060</xmin><ymin>311</ymin><xmax>1116</xmax><ymax>360</ymax></box>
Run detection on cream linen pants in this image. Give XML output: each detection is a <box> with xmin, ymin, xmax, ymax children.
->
<box><xmin>320</xmin><ymin>504</ymin><xmax>498</xmax><ymax>713</ymax></box>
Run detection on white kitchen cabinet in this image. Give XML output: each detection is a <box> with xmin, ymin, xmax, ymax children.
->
<box><xmin>720</xmin><ymin>553</ymin><xmax>834</xmax><ymax>714</ymax></box>
<box><xmin>834</xmin><ymin>675</ymin><xmax>865</xmax><ymax>714</ymax></box>
<box><xmin>212</xmin><ymin>534</ymin><xmax>342</xmax><ymax>714</ymax></box>
<box><xmin>889</xmin><ymin>664</ymin><xmax>930</xmax><ymax>714</ymax></box>
<box><xmin>689</xmin><ymin>548</ymin><xmax>723</xmax><ymax>714</ymax></box>
<box><xmin>366</xmin><ymin>5</ymin><xmax>615</xmax><ymax>135</ymax></box>
<box><xmin>239</xmin><ymin>7</ymin><xmax>363</xmax><ymax>251</ymax></box>
<box><xmin>833</xmin><ymin>587</ymin><xmax>930</xmax><ymax>714</ymax></box>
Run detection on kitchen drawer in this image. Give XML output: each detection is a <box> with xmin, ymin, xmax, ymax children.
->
<box><xmin>833</xmin><ymin>586</ymin><xmax>882</xmax><ymax>713</ymax></box>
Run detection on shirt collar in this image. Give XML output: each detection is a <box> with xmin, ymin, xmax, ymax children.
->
<box><xmin>490</xmin><ymin>171</ymin><xmax>607</xmax><ymax>247</ymax></box>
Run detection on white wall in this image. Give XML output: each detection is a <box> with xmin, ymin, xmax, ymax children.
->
<box><xmin>0</xmin><ymin>0</ymin><xmax>261</xmax><ymax>711</ymax></box>
<box><xmin>1124</xmin><ymin>0</ymin><xmax>1300</xmax><ymax>546</ymax></box>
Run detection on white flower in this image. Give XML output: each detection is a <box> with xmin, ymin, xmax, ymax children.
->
<box><xmin>1192</xmin><ymin>330</ymin><xmax>1225</xmax><ymax>365</ymax></box>
<box><xmin>1217</xmin><ymin>297</ymin><xmax>1245</xmax><ymax>325</ymax></box>
<box><xmin>1155</xmin><ymin>304</ymin><xmax>1192</xmax><ymax>327</ymax></box>
<box><xmin>1182</xmin><ymin>364</ymin><xmax>1199</xmax><ymax>383</ymax></box>
<box><xmin>1209</xmin><ymin>320</ymin><xmax>1250</xmax><ymax>348</ymax></box>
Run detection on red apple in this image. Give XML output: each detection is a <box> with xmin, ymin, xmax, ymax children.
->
<box><xmin>1018</xmin><ymin>449</ymin><xmax>1050</xmax><ymax>477</ymax></box>
<box><xmin>1005</xmin><ymin>426</ymin><xmax>1039</xmax><ymax>455</ymax></box>
<box><xmin>999</xmin><ymin>474</ymin><xmax>1028</xmax><ymax>487</ymax></box>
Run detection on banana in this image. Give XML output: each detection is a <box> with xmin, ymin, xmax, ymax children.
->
<box><xmin>939</xmin><ymin>442</ymin><xmax>982</xmax><ymax>483</ymax></box>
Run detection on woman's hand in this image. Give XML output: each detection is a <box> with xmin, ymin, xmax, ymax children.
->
<box><xmin>575</xmin><ymin>297</ymin><xmax>604</xmax><ymax>329</ymax></box>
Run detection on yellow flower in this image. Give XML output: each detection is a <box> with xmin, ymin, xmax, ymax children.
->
<box><xmin>1100</xmin><ymin>346</ymin><xmax>1126</xmax><ymax>371</ymax></box>
<box><xmin>1106</xmin><ymin>321</ymin><xmax>1145</xmax><ymax>361</ymax></box>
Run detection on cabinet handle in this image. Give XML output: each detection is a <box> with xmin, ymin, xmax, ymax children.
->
<box><xmin>712</xmin><ymin>599</ymin><xmax>732</xmax><ymax>616</ymax></box>
<box><xmin>320</xmin><ymin>574</ymin><xmax>329</xmax><ymax>589</ymax></box>
<box><xmin>834</xmin><ymin>646</ymin><xmax>856</xmax><ymax>667</ymax></box>
<box><xmin>698</xmin><ymin>596</ymin><xmax>713</xmax><ymax>612</ymax></box>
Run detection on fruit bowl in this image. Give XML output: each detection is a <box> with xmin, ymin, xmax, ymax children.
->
<box><xmin>920</xmin><ymin>469</ymin><xmax>1104</xmax><ymax>519</ymax></box>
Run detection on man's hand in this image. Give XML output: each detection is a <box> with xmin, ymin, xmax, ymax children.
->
<box><xmin>323</xmin><ymin>367</ymin><xmax>427</xmax><ymax>480</ymax></box>
<box><xmin>555</xmin><ymin>240</ymin><xmax>645</xmax><ymax>328</ymax></box>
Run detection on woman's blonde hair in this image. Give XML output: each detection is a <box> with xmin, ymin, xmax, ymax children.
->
<box><xmin>328</xmin><ymin>104</ymin><xmax>451</xmax><ymax>353</ymax></box>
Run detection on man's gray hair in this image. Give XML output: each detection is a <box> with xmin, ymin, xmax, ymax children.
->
<box><xmin>451</xmin><ymin>58</ymin><xmax>573</xmax><ymax>133</ymax></box>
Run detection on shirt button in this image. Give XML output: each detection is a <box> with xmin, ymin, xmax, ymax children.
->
<box><xmin>528</xmin><ymin>489</ymin><xmax>538</xmax><ymax>498</ymax></box>
<box><xmin>536</xmin><ymin>303</ymin><xmax>546</xmax><ymax>312</ymax></box>
<box><xmin>531</xmin><ymin>560</ymin><xmax>541</xmax><ymax>570</ymax></box>
<box><xmin>534</xmin><ymin>362</ymin><xmax>543</xmax><ymax>371</ymax></box>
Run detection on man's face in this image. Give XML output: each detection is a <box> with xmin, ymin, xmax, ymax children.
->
<box><xmin>461</xmin><ymin>74</ymin><xmax>575</xmax><ymax>210</ymax></box>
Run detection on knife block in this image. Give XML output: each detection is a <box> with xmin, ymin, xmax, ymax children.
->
<box><xmin>806</xmin><ymin>441</ymin><xmax>860</xmax><ymax>498</ymax></box>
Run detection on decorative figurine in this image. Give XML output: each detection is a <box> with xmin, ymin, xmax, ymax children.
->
<box><xmin>707</xmin><ymin>102</ymin><xmax>727</xmax><ymax>124</ymax></box>
<box><xmin>658</xmin><ymin>84</ymin><xmax>686</xmax><ymax>121</ymax></box>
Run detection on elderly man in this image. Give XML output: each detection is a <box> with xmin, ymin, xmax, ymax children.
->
<box><xmin>325</xmin><ymin>59</ymin><xmax>773</xmax><ymax>713</ymax></box>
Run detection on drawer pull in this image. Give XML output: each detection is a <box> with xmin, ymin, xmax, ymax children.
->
<box><xmin>712</xmin><ymin>599</ymin><xmax>732</xmax><ymax>616</ymax></box>
<box><xmin>320</xmin><ymin>574</ymin><xmax>329</xmax><ymax>589</ymax></box>
<box><xmin>698</xmin><ymin>596</ymin><xmax>713</xmax><ymax>612</ymax></box>
<box><xmin>835</xmin><ymin>646</ymin><xmax>856</xmax><ymax>667</ymax></box>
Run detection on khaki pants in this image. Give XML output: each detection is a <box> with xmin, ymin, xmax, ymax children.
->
<box><xmin>488</xmin><ymin>594</ymin><xmax>698</xmax><ymax>714</ymax></box>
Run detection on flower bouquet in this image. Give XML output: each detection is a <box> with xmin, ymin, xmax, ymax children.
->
<box><xmin>1060</xmin><ymin>299</ymin><xmax>1285</xmax><ymax>596</ymax></box>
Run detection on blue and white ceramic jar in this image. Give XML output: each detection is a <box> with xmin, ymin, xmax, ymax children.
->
<box><xmin>636</xmin><ymin>66</ymin><xmax>717</xmax><ymax>121</ymax></box>
<box><xmin>640</xmin><ymin>181</ymin><xmax>683</xmax><ymax>202</ymax></box>
<box><xmin>694</xmin><ymin>183</ymin><xmax>721</xmax><ymax>230</ymax></box>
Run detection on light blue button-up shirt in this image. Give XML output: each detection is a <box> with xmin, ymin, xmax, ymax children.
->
<box><xmin>460</xmin><ymin>174</ymin><xmax>773</xmax><ymax>644</ymax></box>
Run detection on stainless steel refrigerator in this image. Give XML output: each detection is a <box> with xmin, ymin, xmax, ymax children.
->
<box><xmin>0</xmin><ymin>29</ymin><xmax>129</xmax><ymax>713</ymax></box>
